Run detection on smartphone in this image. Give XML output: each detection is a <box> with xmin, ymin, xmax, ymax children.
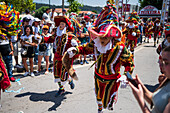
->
<box><xmin>126</xmin><ymin>72</ymin><xmax>138</xmax><ymax>88</ymax></box>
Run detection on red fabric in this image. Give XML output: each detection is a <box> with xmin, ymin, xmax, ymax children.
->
<box><xmin>95</xmin><ymin>69</ymin><xmax>121</xmax><ymax>80</ymax></box>
<box><xmin>0</xmin><ymin>57</ymin><xmax>10</xmax><ymax>91</ymax></box>
<box><xmin>127</xmin><ymin>34</ymin><xmax>138</xmax><ymax>40</ymax></box>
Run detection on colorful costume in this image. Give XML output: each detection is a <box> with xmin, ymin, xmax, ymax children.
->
<box><xmin>152</xmin><ymin>19</ymin><xmax>163</xmax><ymax>47</ymax></box>
<box><xmin>0</xmin><ymin>2</ymin><xmax>21</xmax><ymax>91</ymax></box>
<box><xmin>64</xmin><ymin>1</ymin><xmax>134</xmax><ymax>112</ymax></box>
<box><xmin>42</xmin><ymin>16</ymin><xmax>79</xmax><ymax>95</ymax></box>
<box><xmin>123</xmin><ymin>12</ymin><xmax>140</xmax><ymax>55</ymax></box>
<box><xmin>144</xmin><ymin>18</ymin><xmax>154</xmax><ymax>43</ymax></box>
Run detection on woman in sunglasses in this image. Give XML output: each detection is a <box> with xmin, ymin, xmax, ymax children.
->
<box><xmin>37</xmin><ymin>25</ymin><xmax>52</xmax><ymax>75</ymax></box>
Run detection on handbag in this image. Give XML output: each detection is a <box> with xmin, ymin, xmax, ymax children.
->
<box><xmin>21</xmin><ymin>47</ymin><xmax>27</xmax><ymax>55</ymax></box>
<box><xmin>39</xmin><ymin>44</ymin><xmax>47</xmax><ymax>51</ymax></box>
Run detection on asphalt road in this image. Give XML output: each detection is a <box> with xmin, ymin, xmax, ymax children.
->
<box><xmin>1</xmin><ymin>39</ymin><xmax>161</xmax><ymax>113</ymax></box>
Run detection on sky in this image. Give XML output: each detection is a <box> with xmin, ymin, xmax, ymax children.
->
<box><xmin>33</xmin><ymin>0</ymin><xmax>139</xmax><ymax>7</ymax></box>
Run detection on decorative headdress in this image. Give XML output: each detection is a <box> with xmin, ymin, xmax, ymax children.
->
<box><xmin>69</xmin><ymin>14</ymin><xmax>81</xmax><ymax>36</ymax></box>
<box><xmin>0</xmin><ymin>2</ymin><xmax>22</xmax><ymax>40</ymax></box>
<box><xmin>88</xmin><ymin>0</ymin><xmax>122</xmax><ymax>40</ymax></box>
<box><xmin>126</xmin><ymin>11</ymin><xmax>140</xmax><ymax>23</ymax></box>
<box><xmin>54</xmin><ymin>16</ymin><xmax>74</xmax><ymax>32</ymax></box>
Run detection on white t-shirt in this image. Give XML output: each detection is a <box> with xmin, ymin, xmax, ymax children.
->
<box><xmin>22</xmin><ymin>14</ymin><xmax>34</xmax><ymax>26</ymax></box>
<box><xmin>21</xmin><ymin>35</ymin><xmax>34</xmax><ymax>47</ymax></box>
<box><xmin>42</xmin><ymin>12</ymin><xmax>50</xmax><ymax>21</ymax></box>
<box><xmin>11</xmin><ymin>35</ymin><xmax>18</xmax><ymax>43</ymax></box>
<box><xmin>50</xmin><ymin>12</ymin><xmax>58</xmax><ymax>21</ymax></box>
<box><xmin>32</xmin><ymin>26</ymin><xmax>40</xmax><ymax>35</ymax></box>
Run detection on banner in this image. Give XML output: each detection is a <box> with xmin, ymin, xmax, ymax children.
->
<box><xmin>138</xmin><ymin>5</ymin><xmax>161</xmax><ymax>15</ymax></box>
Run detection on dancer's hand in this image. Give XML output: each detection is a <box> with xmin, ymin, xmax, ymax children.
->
<box><xmin>117</xmin><ymin>75</ymin><xmax>128</xmax><ymax>88</ymax></box>
<box><xmin>67</xmin><ymin>47</ymin><xmax>77</xmax><ymax>58</ymax></box>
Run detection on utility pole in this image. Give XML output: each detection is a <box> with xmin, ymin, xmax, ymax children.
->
<box><xmin>124</xmin><ymin>0</ymin><xmax>127</xmax><ymax>19</ymax></box>
<box><xmin>49</xmin><ymin>0</ymin><xmax>50</xmax><ymax>8</ymax></box>
<box><xmin>62</xmin><ymin>0</ymin><xmax>64</xmax><ymax>12</ymax></box>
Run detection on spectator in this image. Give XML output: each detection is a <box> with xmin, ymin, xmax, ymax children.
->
<box><xmin>22</xmin><ymin>9</ymin><xmax>34</xmax><ymax>26</ymax></box>
<box><xmin>50</xmin><ymin>8</ymin><xmax>57</xmax><ymax>21</ymax></box>
<box><xmin>21</xmin><ymin>25</ymin><xmax>38</xmax><ymax>77</ymax></box>
<box><xmin>62</xmin><ymin>9</ymin><xmax>67</xmax><ymax>16</ymax></box>
<box><xmin>11</xmin><ymin>35</ymin><xmax>21</xmax><ymax>68</ymax></box>
<box><xmin>0</xmin><ymin>38</ymin><xmax>15</xmax><ymax>82</ymax></box>
<box><xmin>20</xmin><ymin>17</ymin><xmax>30</xmax><ymax>35</ymax></box>
<box><xmin>46</xmin><ymin>20</ymin><xmax>55</xmax><ymax>33</ymax></box>
<box><xmin>84</xmin><ymin>16</ymin><xmax>91</xmax><ymax>29</ymax></box>
<box><xmin>78</xmin><ymin>20</ymin><xmax>89</xmax><ymax>65</ymax></box>
<box><xmin>42</xmin><ymin>8</ymin><xmax>51</xmax><ymax>23</ymax></box>
<box><xmin>129</xmin><ymin>46</ymin><xmax>170</xmax><ymax>113</ymax></box>
<box><xmin>37</xmin><ymin>25</ymin><xmax>52</xmax><ymax>74</ymax></box>
<box><xmin>32</xmin><ymin>18</ymin><xmax>41</xmax><ymax>64</ymax></box>
<box><xmin>32</xmin><ymin>18</ymin><xmax>41</xmax><ymax>35</ymax></box>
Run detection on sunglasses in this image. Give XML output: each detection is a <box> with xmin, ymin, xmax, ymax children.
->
<box><xmin>43</xmin><ymin>29</ymin><xmax>48</xmax><ymax>30</ymax></box>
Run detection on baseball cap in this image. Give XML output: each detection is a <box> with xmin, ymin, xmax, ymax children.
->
<box><xmin>42</xmin><ymin>25</ymin><xmax>49</xmax><ymax>30</ymax></box>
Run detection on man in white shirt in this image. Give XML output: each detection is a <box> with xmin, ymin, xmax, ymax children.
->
<box><xmin>42</xmin><ymin>8</ymin><xmax>51</xmax><ymax>23</ymax></box>
<box><xmin>22</xmin><ymin>9</ymin><xmax>34</xmax><ymax>26</ymax></box>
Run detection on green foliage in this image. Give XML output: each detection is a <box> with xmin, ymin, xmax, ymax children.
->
<box><xmin>140</xmin><ymin>0</ymin><xmax>163</xmax><ymax>10</ymax></box>
<box><xmin>0</xmin><ymin>0</ymin><xmax>36</xmax><ymax>13</ymax></box>
<box><xmin>33</xmin><ymin>6</ymin><xmax>49</xmax><ymax>19</ymax></box>
<box><xmin>92</xmin><ymin>10</ymin><xmax>97</xmax><ymax>14</ymax></box>
<box><xmin>67</xmin><ymin>0</ymin><xmax>83</xmax><ymax>13</ymax></box>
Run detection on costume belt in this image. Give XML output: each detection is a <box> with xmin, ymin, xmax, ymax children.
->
<box><xmin>95</xmin><ymin>69</ymin><xmax>121</xmax><ymax>80</ymax></box>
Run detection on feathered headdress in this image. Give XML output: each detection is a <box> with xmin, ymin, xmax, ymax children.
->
<box><xmin>69</xmin><ymin>14</ymin><xmax>81</xmax><ymax>36</ymax></box>
<box><xmin>88</xmin><ymin>0</ymin><xmax>122</xmax><ymax>40</ymax></box>
<box><xmin>0</xmin><ymin>2</ymin><xmax>22</xmax><ymax>40</ymax></box>
<box><xmin>126</xmin><ymin>11</ymin><xmax>140</xmax><ymax>23</ymax></box>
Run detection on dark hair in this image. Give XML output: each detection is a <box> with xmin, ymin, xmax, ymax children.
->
<box><xmin>23</xmin><ymin>25</ymin><xmax>33</xmax><ymax>36</ymax></box>
<box><xmin>166</xmin><ymin>34</ymin><xmax>170</xmax><ymax>38</ymax></box>
<box><xmin>162</xmin><ymin>46</ymin><xmax>170</xmax><ymax>53</ymax></box>
<box><xmin>52</xmin><ymin>8</ymin><xmax>55</xmax><ymax>12</ymax></box>
<box><xmin>25</xmin><ymin>9</ymin><xmax>30</xmax><ymax>14</ymax></box>
<box><xmin>46</xmin><ymin>8</ymin><xmax>50</xmax><ymax>12</ymax></box>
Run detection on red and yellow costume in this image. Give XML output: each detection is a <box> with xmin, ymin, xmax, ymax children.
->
<box><xmin>123</xmin><ymin>25</ymin><xmax>140</xmax><ymax>53</ymax></box>
<box><xmin>43</xmin><ymin>33</ymin><xmax>78</xmax><ymax>81</ymax></box>
<box><xmin>151</xmin><ymin>19</ymin><xmax>163</xmax><ymax>46</ymax></box>
<box><xmin>123</xmin><ymin>12</ymin><xmax>140</xmax><ymax>55</ymax></box>
<box><xmin>75</xmin><ymin>40</ymin><xmax>134</xmax><ymax>108</ymax></box>
<box><xmin>66</xmin><ymin>1</ymin><xmax>134</xmax><ymax>111</ymax></box>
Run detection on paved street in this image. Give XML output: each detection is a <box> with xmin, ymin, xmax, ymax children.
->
<box><xmin>1</xmin><ymin>39</ymin><xmax>161</xmax><ymax>113</ymax></box>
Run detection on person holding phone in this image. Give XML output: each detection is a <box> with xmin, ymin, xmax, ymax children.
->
<box><xmin>129</xmin><ymin>46</ymin><xmax>170</xmax><ymax>113</ymax></box>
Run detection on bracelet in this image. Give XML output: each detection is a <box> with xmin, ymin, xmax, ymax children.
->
<box><xmin>11</xmin><ymin>50</ymin><xmax>14</xmax><ymax>51</ymax></box>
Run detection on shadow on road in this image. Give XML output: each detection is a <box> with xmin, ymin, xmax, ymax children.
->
<box><xmin>143</xmin><ymin>45</ymin><xmax>156</xmax><ymax>48</ymax></box>
<box><xmin>15</xmin><ymin>90</ymin><xmax>72</xmax><ymax>111</ymax></box>
<box><xmin>144</xmin><ymin>84</ymin><xmax>159</xmax><ymax>93</ymax></box>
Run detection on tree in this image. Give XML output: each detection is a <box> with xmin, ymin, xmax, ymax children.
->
<box><xmin>140</xmin><ymin>0</ymin><xmax>163</xmax><ymax>10</ymax></box>
<box><xmin>67</xmin><ymin>0</ymin><xmax>83</xmax><ymax>13</ymax></box>
<box><xmin>92</xmin><ymin>10</ymin><xmax>97</xmax><ymax>14</ymax></box>
<box><xmin>33</xmin><ymin>6</ymin><xmax>49</xmax><ymax>19</ymax></box>
<box><xmin>0</xmin><ymin>0</ymin><xmax>36</xmax><ymax>13</ymax></box>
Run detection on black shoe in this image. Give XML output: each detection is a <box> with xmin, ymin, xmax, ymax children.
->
<box><xmin>55</xmin><ymin>89</ymin><xmax>65</xmax><ymax>97</ymax></box>
<box><xmin>69</xmin><ymin>80</ymin><xmax>75</xmax><ymax>89</ymax></box>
